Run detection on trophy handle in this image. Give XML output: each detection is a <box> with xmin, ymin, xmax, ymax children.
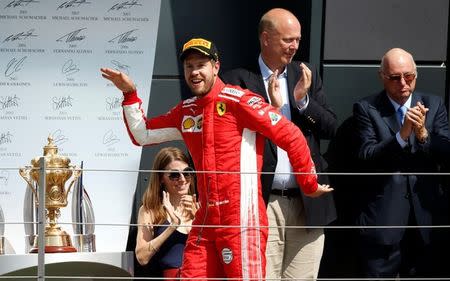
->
<box><xmin>64</xmin><ymin>167</ymin><xmax>82</xmax><ymax>199</ymax></box>
<box><xmin>19</xmin><ymin>167</ymin><xmax>38</xmax><ymax>204</ymax></box>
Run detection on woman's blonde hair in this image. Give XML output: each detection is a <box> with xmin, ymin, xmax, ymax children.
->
<box><xmin>141</xmin><ymin>147</ymin><xmax>195</xmax><ymax>224</ymax></box>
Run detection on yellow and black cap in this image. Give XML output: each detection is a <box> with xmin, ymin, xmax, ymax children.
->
<box><xmin>180</xmin><ymin>38</ymin><xmax>219</xmax><ymax>61</ymax></box>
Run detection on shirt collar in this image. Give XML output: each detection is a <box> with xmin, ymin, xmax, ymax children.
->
<box><xmin>258</xmin><ymin>54</ymin><xmax>287</xmax><ymax>81</ymax></box>
<box><xmin>387</xmin><ymin>93</ymin><xmax>412</xmax><ymax>111</ymax></box>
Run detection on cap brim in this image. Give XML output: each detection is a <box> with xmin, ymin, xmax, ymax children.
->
<box><xmin>180</xmin><ymin>47</ymin><xmax>214</xmax><ymax>61</ymax></box>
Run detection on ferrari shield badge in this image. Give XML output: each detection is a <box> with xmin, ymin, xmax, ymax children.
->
<box><xmin>216</xmin><ymin>102</ymin><xmax>226</xmax><ymax>116</ymax></box>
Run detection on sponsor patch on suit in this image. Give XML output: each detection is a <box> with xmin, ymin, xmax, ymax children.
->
<box><xmin>182</xmin><ymin>114</ymin><xmax>203</xmax><ymax>132</ymax></box>
<box><xmin>222</xmin><ymin>247</ymin><xmax>233</xmax><ymax>264</ymax></box>
<box><xmin>268</xmin><ymin>111</ymin><xmax>281</xmax><ymax>125</ymax></box>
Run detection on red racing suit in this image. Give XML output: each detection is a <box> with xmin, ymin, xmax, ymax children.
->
<box><xmin>121</xmin><ymin>78</ymin><xmax>318</xmax><ymax>280</ymax></box>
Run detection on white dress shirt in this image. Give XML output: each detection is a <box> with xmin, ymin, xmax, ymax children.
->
<box><xmin>258</xmin><ymin>55</ymin><xmax>308</xmax><ymax>190</ymax></box>
<box><xmin>387</xmin><ymin>94</ymin><xmax>412</xmax><ymax>148</ymax></box>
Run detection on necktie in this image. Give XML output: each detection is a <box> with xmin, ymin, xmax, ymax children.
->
<box><xmin>397</xmin><ymin>106</ymin><xmax>406</xmax><ymax>125</ymax></box>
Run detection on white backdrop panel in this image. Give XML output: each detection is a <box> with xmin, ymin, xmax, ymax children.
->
<box><xmin>0</xmin><ymin>0</ymin><xmax>161</xmax><ymax>254</ymax></box>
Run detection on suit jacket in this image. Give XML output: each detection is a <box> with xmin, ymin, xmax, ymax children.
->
<box><xmin>353</xmin><ymin>90</ymin><xmax>450</xmax><ymax>245</ymax></box>
<box><xmin>222</xmin><ymin>61</ymin><xmax>337</xmax><ymax>226</ymax></box>
<box><xmin>430</xmin><ymin>132</ymin><xmax>450</xmax><ymax>167</ymax></box>
<box><xmin>325</xmin><ymin>116</ymin><xmax>363</xmax><ymax>226</ymax></box>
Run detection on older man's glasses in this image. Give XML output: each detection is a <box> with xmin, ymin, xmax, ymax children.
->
<box><xmin>383</xmin><ymin>72</ymin><xmax>416</xmax><ymax>82</ymax></box>
<box><xmin>167</xmin><ymin>167</ymin><xmax>195</xmax><ymax>181</ymax></box>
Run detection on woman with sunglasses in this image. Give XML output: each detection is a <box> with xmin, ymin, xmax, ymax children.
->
<box><xmin>135</xmin><ymin>147</ymin><xmax>197</xmax><ymax>280</ymax></box>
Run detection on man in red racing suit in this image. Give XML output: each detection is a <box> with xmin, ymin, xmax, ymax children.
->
<box><xmin>101</xmin><ymin>37</ymin><xmax>332</xmax><ymax>280</ymax></box>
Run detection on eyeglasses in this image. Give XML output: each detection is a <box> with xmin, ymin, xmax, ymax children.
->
<box><xmin>167</xmin><ymin>167</ymin><xmax>195</xmax><ymax>181</ymax></box>
<box><xmin>382</xmin><ymin>72</ymin><xmax>416</xmax><ymax>82</ymax></box>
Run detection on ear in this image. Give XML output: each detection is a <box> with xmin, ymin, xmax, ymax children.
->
<box><xmin>213</xmin><ymin>60</ymin><xmax>220</xmax><ymax>76</ymax></box>
<box><xmin>378</xmin><ymin>70</ymin><xmax>384</xmax><ymax>82</ymax></box>
<box><xmin>261</xmin><ymin>31</ymin><xmax>270</xmax><ymax>46</ymax></box>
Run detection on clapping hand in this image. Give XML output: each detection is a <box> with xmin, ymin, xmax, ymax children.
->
<box><xmin>268</xmin><ymin>69</ymin><xmax>282</xmax><ymax>109</ymax></box>
<box><xmin>411</xmin><ymin>102</ymin><xmax>429</xmax><ymax>142</ymax></box>
<box><xmin>293</xmin><ymin>63</ymin><xmax>311</xmax><ymax>101</ymax></box>
<box><xmin>162</xmin><ymin>191</ymin><xmax>181</xmax><ymax>225</ymax></box>
<box><xmin>181</xmin><ymin>194</ymin><xmax>198</xmax><ymax>219</ymax></box>
<box><xmin>400</xmin><ymin>102</ymin><xmax>429</xmax><ymax>142</ymax></box>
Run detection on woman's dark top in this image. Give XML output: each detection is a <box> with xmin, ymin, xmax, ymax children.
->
<box><xmin>153</xmin><ymin>220</ymin><xmax>188</xmax><ymax>269</ymax></box>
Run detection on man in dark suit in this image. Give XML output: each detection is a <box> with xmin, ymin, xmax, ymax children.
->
<box><xmin>222</xmin><ymin>8</ymin><xmax>337</xmax><ymax>280</ymax></box>
<box><xmin>353</xmin><ymin>48</ymin><xmax>450</xmax><ymax>278</ymax></box>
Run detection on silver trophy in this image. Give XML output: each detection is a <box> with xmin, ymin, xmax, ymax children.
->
<box><xmin>23</xmin><ymin>181</ymin><xmax>38</xmax><ymax>253</ymax></box>
<box><xmin>71</xmin><ymin>162</ymin><xmax>96</xmax><ymax>252</ymax></box>
<box><xmin>0</xmin><ymin>204</ymin><xmax>15</xmax><ymax>255</ymax></box>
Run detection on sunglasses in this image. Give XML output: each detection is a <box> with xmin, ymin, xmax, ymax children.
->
<box><xmin>382</xmin><ymin>72</ymin><xmax>416</xmax><ymax>82</ymax></box>
<box><xmin>167</xmin><ymin>167</ymin><xmax>195</xmax><ymax>181</ymax></box>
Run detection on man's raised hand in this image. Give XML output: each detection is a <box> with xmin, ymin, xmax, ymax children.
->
<box><xmin>100</xmin><ymin>68</ymin><xmax>136</xmax><ymax>93</ymax></box>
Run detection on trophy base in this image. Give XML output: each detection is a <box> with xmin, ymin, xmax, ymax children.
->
<box><xmin>29</xmin><ymin>245</ymin><xmax>77</xmax><ymax>253</ymax></box>
<box><xmin>29</xmin><ymin>232</ymin><xmax>77</xmax><ymax>253</ymax></box>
